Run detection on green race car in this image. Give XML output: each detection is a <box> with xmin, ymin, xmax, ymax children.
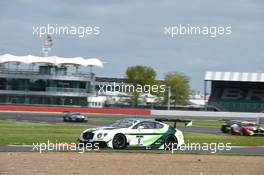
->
<box><xmin>79</xmin><ymin>118</ymin><xmax>192</xmax><ymax>150</ymax></box>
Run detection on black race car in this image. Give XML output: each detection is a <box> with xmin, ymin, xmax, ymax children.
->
<box><xmin>63</xmin><ymin>112</ymin><xmax>87</xmax><ymax>122</ymax></box>
<box><xmin>221</xmin><ymin>120</ymin><xmax>240</xmax><ymax>133</ymax></box>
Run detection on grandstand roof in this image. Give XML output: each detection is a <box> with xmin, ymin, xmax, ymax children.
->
<box><xmin>0</xmin><ymin>54</ymin><xmax>104</xmax><ymax>67</ymax></box>
<box><xmin>205</xmin><ymin>71</ymin><xmax>264</xmax><ymax>82</ymax></box>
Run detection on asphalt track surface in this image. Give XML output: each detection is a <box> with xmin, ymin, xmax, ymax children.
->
<box><xmin>0</xmin><ymin>145</ymin><xmax>264</xmax><ymax>155</ymax></box>
<box><xmin>0</xmin><ymin>111</ymin><xmax>259</xmax><ymax>121</ymax></box>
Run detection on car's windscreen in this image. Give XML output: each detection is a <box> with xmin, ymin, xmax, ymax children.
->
<box><xmin>108</xmin><ymin>119</ymin><xmax>137</xmax><ymax>128</ymax></box>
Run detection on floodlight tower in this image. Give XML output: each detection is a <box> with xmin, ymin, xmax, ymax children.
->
<box><xmin>41</xmin><ymin>35</ymin><xmax>53</xmax><ymax>57</ymax></box>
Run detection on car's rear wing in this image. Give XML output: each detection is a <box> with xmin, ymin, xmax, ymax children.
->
<box><xmin>155</xmin><ymin>118</ymin><xmax>192</xmax><ymax>128</ymax></box>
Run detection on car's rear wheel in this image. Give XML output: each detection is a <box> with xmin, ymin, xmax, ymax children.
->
<box><xmin>230</xmin><ymin>128</ymin><xmax>236</xmax><ymax>135</ymax></box>
<box><xmin>164</xmin><ymin>135</ymin><xmax>177</xmax><ymax>150</ymax></box>
<box><xmin>112</xmin><ymin>134</ymin><xmax>127</xmax><ymax>149</ymax></box>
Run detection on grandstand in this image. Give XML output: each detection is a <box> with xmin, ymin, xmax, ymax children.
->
<box><xmin>0</xmin><ymin>54</ymin><xmax>103</xmax><ymax>106</ymax></box>
<box><xmin>205</xmin><ymin>71</ymin><xmax>264</xmax><ymax>112</ymax></box>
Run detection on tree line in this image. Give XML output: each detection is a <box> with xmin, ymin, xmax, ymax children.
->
<box><xmin>125</xmin><ymin>65</ymin><xmax>190</xmax><ymax>107</ymax></box>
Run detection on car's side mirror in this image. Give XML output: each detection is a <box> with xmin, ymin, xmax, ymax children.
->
<box><xmin>137</xmin><ymin>126</ymin><xmax>144</xmax><ymax>130</ymax></box>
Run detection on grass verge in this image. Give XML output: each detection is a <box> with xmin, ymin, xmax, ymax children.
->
<box><xmin>0</xmin><ymin>120</ymin><xmax>92</xmax><ymax>145</ymax></box>
<box><xmin>0</xmin><ymin>120</ymin><xmax>263</xmax><ymax>146</ymax></box>
<box><xmin>184</xmin><ymin>132</ymin><xmax>264</xmax><ymax>146</ymax></box>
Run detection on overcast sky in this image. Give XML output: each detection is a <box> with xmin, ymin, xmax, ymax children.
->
<box><xmin>0</xmin><ymin>0</ymin><xmax>263</xmax><ymax>91</ymax></box>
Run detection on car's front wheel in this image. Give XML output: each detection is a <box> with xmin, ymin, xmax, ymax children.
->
<box><xmin>221</xmin><ymin>125</ymin><xmax>229</xmax><ymax>133</ymax></box>
<box><xmin>112</xmin><ymin>134</ymin><xmax>127</xmax><ymax>149</ymax></box>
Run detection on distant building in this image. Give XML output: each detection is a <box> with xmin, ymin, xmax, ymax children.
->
<box><xmin>189</xmin><ymin>93</ymin><xmax>209</xmax><ymax>106</ymax></box>
<box><xmin>205</xmin><ymin>71</ymin><xmax>264</xmax><ymax>112</ymax></box>
<box><xmin>0</xmin><ymin>54</ymin><xmax>160</xmax><ymax>108</ymax></box>
<box><xmin>0</xmin><ymin>54</ymin><xmax>103</xmax><ymax>106</ymax></box>
<box><xmin>87</xmin><ymin>96</ymin><xmax>106</xmax><ymax>108</ymax></box>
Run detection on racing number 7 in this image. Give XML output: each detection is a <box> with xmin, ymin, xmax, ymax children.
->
<box><xmin>136</xmin><ymin>136</ymin><xmax>144</xmax><ymax>146</ymax></box>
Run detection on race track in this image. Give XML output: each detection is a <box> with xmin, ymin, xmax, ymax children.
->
<box><xmin>0</xmin><ymin>145</ymin><xmax>264</xmax><ymax>155</ymax></box>
<box><xmin>0</xmin><ymin>111</ymin><xmax>220</xmax><ymax>134</ymax></box>
<box><xmin>0</xmin><ymin>111</ymin><xmax>263</xmax><ymax>155</ymax></box>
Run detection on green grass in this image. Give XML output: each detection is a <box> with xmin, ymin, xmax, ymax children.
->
<box><xmin>0</xmin><ymin>120</ymin><xmax>92</xmax><ymax>145</ymax></box>
<box><xmin>0</xmin><ymin>120</ymin><xmax>263</xmax><ymax>146</ymax></box>
<box><xmin>192</xmin><ymin>120</ymin><xmax>222</xmax><ymax>128</ymax></box>
<box><xmin>184</xmin><ymin>132</ymin><xmax>264</xmax><ymax>146</ymax></box>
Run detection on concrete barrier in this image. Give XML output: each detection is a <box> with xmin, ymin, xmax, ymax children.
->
<box><xmin>151</xmin><ymin>110</ymin><xmax>264</xmax><ymax>119</ymax></box>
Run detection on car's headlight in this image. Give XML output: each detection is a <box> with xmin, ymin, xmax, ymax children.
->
<box><xmin>104</xmin><ymin>133</ymin><xmax>108</xmax><ymax>137</ymax></box>
<box><xmin>97</xmin><ymin>133</ymin><xmax>102</xmax><ymax>138</ymax></box>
